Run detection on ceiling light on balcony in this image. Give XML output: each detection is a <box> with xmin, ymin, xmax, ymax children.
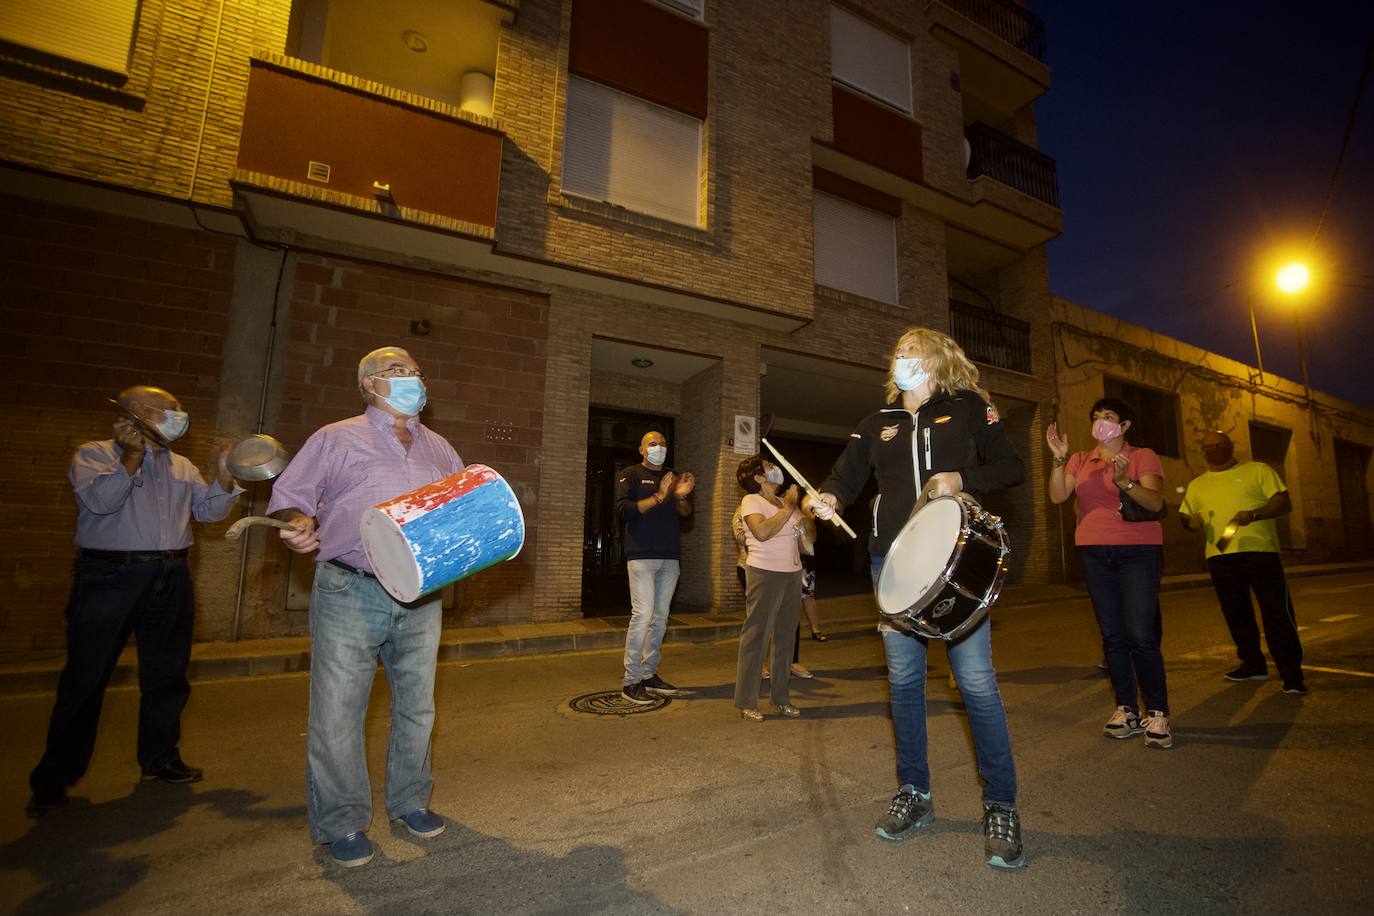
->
<box><xmin>402</xmin><ymin>30</ymin><xmax>428</xmax><ymax>53</ymax></box>
<box><xmin>631</xmin><ymin>358</ymin><xmax>654</xmax><ymax>369</ymax></box>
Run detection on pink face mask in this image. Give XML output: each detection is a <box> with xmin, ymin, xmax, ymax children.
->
<box><xmin>1091</xmin><ymin>418</ymin><xmax>1125</xmax><ymax>443</ymax></box>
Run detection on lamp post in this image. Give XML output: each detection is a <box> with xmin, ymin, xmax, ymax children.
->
<box><xmin>1275</xmin><ymin>262</ymin><xmax>1312</xmax><ymax>402</ymax></box>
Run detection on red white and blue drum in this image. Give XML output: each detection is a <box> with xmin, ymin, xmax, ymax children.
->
<box><xmin>360</xmin><ymin>464</ymin><xmax>525</xmax><ymax>603</ymax></box>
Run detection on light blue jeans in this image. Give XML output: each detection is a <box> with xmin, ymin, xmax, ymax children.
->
<box><xmin>623</xmin><ymin>558</ymin><xmax>679</xmax><ymax>686</ymax></box>
<box><xmin>307</xmin><ymin>562</ymin><xmax>442</xmax><ymax>844</ymax></box>
<box><xmin>873</xmin><ymin>556</ymin><xmax>1017</xmax><ymax>806</ymax></box>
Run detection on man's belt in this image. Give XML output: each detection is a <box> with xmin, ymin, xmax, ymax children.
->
<box><xmin>326</xmin><ymin>558</ymin><xmax>377</xmax><ymax>579</ymax></box>
<box><xmin>80</xmin><ymin>548</ymin><xmax>189</xmax><ymax>562</ymax></box>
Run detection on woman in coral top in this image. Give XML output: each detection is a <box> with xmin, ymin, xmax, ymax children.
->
<box><xmin>1047</xmin><ymin>397</ymin><xmax>1172</xmax><ymax>749</ymax></box>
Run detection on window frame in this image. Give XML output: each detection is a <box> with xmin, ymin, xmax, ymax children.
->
<box><xmin>829</xmin><ymin>4</ymin><xmax>913</xmax><ymax>115</ymax></box>
<box><xmin>560</xmin><ymin>74</ymin><xmax>705</xmax><ymax>229</ymax></box>
<box><xmin>811</xmin><ymin>190</ymin><xmax>900</xmax><ymax>306</ymax></box>
<box><xmin>1102</xmin><ymin>377</ymin><xmax>1182</xmax><ymax>459</ymax></box>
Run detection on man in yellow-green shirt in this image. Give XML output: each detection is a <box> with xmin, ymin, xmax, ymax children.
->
<box><xmin>1179</xmin><ymin>431</ymin><xmax>1305</xmax><ymax>694</ymax></box>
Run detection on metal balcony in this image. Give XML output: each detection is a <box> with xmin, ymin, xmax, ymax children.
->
<box><xmin>949</xmin><ymin>299</ymin><xmax>1032</xmax><ymax>374</ymax></box>
<box><xmin>965</xmin><ymin>122</ymin><xmax>1060</xmax><ymax>208</ymax></box>
<box><xmin>939</xmin><ymin>0</ymin><xmax>1047</xmax><ymax>64</ymax></box>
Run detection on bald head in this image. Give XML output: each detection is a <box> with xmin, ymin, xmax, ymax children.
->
<box><xmin>358</xmin><ymin>347</ymin><xmax>416</xmax><ymax>386</ymax></box>
<box><xmin>117</xmin><ymin>385</ymin><xmax>178</xmax><ymax>413</ymax></box>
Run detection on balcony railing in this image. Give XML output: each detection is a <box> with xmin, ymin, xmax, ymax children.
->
<box><xmin>941</xmin><ymin>0</ymin><xmax>1047</xmax><ymax>63</ymax></box>
<box><xmin>950</xmin><ymin>299</ymin><xmax>1032</xmax><ymax>374</ymax></box>
<box><xmin>965</xmin><ymin>122</ymin><xmax>1060</xmax><ymax>208</ymax></box>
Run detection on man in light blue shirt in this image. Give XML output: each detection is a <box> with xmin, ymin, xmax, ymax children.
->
<box><xmin>27</xmin><ymin>386</ymin><xmax>241</xmax><ymax>817</ymax></box>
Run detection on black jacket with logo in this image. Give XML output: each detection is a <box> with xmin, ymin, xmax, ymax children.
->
<box><xmin>819</xmin><ymin>388</ymin><xmax>1025</xmax><ymax>557</ymax></box>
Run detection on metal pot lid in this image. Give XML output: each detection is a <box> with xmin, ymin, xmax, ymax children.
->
<box><xmin>227</xmin><ymin>434</ymin><xmax>289</xmax><ymax>481</ymax></box>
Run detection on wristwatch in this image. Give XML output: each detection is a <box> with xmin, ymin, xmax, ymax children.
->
<box><xmin>1122</xmin><ymin>480</ymin><xmax>1137</xmax><ymax>491</ymax></box>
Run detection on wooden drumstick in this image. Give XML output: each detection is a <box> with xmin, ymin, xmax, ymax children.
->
<box><xmin>225</xmin><ymin>515</ymin><xmax>298</xmax><ymax>540</ymax></box>
<box><xmin>761</xmin><ymin>438</ymin><xmax>857</xmax><ymax>540</ymax></box>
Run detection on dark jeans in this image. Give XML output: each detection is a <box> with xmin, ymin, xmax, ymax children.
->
<box><xmin>1078</xmin><ymin>545</ymin><xmax>1169</xmax><ymax>715</ymax></box>
<box><xmin>30</xmin><ymin>554</ymin><xmax>195</xmax><ymax>792</ymax></box>
<box><xmin>1208</xmin><ymin>551</ymin><xmax>1304</xmax><ymax>683</ymax></box>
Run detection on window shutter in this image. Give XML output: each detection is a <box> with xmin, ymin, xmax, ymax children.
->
<box><xmin>813</xmin><ymin>192</ymin><xmax>899</xmax><ymax>304</ymax></box>
<box><xmin>562</xmin><ymin>76</ymin><xmax>702</xmax><ymax>227</ymax></box>
<box><xmin>830</xmin><ymin>5</ymin><xmax>912</xmax><ymax>114</ymax></box>
<box><xmin>0</xmin><ymin>0</ymin><xmax>140</xmax><ymax>75</ymax></box>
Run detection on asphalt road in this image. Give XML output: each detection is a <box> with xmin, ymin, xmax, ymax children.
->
<box><xmin>2</xmin><ymin>571</ymin><xmax>1372</xmax><ymax>915</ymax></box>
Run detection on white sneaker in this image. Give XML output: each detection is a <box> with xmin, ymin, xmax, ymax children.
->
<box><xmin>1142</xmin><ymin>711</ymin><xmax>1173</xmax><ymax>749</ymax></box>
<box><xmin>1104</xmin><ymin>706</ymin><xmax>1143</xmax><ymax>739</ymax></box>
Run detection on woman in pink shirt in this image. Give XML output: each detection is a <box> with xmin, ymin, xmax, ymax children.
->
<box><xmin>733</xmin><ymin>454</ymin><xmax>816</xmax><ymax>721</ymax></box>
<box><xmin>1047</xmin><ymin>398</ymin><xmax>1172</xmax><ymax>749</ymax></box>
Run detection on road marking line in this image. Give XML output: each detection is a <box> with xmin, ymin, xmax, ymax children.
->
<box><xmin>1318</xmin><ymin>614</ymin><xmax>1359</xmax><ymax>623</ymax></box>
<box><xmin>1296</xmin><ymin>626</ymin><xmax>1310</xmax><ymax>632</ymax></box>
<box><xmin>1306</xmin><ymin>666</ymin><xmax>1374</xmax><ymax>679</ymax></box>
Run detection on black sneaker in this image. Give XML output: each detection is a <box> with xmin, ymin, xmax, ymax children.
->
<box><xmin>140</xmin><ymin>757</ymin><xmax>204</xmax><ymax>784</ymax></box>
<box><xmin>621</xmin><ymin>682</ymin><xmax>654</xmax><ymax>704</ymax></box>
<box><xmin>874</xmin><ymin>785</ymin><xmax>934</xmax><ymax>842</ymax></box>
<box><xmin>984</xmin><ymin>802</ymin><xmax>1025</xmax><ymax>869</ymax></box>
<box><xmin>25</xmin><ymin>783</ymin><xmax>68</xmax><ymax>817</ymax></box>
<box><xmin>641</xmin><ymin>674</ymin><xmax>681</xmax><ymax>696</ymax></box>
<box><xmin>1224</xmin><ymin>666</ymin><xmax>1269</xmax><ymax>682</ymax></box>
<box><xmin>1282</xmin><ymin>681</ymin><xmax>1308</xmax><ymax>695</ymax></box>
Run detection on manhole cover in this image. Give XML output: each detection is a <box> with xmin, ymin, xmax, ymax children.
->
<box><xmin>569</xmin><ymin>690</ymin><xmax>672</xmax><ymax>715</ymax></box>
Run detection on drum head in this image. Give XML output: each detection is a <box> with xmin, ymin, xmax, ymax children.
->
<box><xmin>877</xmin><ymin>497</ymin><xmax>965</xmax><ymax>615</ymax></box>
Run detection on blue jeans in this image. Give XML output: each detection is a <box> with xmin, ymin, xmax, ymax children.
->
<box><xmin>307</xmin><ymin>562</ymin><xmax>442</xmax><ymax>844</ymax></box>
<box><xmin>872</xmin><ymin>557</ymin><xmax>1017</xmax><ymax>806</ymax></box>
<box><xmin>623</xmin><ymin>558</ymin><xmax>679</xmax><ymax>685</ymax></box>
<box><xmin>1077</xmin><ymin>545</ymin><xmax>1168</xmax><ymax>714</ymax></box>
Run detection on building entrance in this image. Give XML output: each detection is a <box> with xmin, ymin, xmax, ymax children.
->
<box><xmin>582</xmin><ymin>408</ymin><xmax>675</xmax><ymax>614</ymax></box>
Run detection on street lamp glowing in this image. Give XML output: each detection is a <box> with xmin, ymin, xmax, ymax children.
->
<box><xmin>1276</xmin><ymin>263</ymin><xmax>1310</xmax><ymax>294</ymax></box>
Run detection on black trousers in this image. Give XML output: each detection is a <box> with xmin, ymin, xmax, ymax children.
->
<box><xmin>30</xmin><ymin>554</ymin><xmax>195</xmax><ymax>792</ymax></box>
<box><xmin>1207</xmin><ymin>551</ymin><xmax>1304</xmax><ymax>682</ymax></box>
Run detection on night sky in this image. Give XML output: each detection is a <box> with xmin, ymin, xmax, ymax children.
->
<box><xmin>1035</xmin><ymin>3</ymin><xmax>1374</xmax><ymax>409</ymax></box>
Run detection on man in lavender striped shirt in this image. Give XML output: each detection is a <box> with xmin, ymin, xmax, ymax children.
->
<box><xmin>27</xmin><ymin>386</ymin><xmax>241</xmax><ymax>817</ymax></box>
<box><xmin>268</xmin><ymin>346</ymin><xmax>463</xmax><ymax>868</ymax></box>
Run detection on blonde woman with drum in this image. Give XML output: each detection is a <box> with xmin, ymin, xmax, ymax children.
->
<box><xmin>806</xmin><ymin>327</ymin><xmax>1027</xmax><ymax>869</ymax></box>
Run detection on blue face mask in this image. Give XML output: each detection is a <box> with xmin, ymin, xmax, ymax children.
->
<box><xmin>378</xmin><ymin>376</ymin><xmax>427</xmax><ymax>415</ymax></box>
<box><xmin>155</xmin><ymin>409</ymin><xmax>190</xmax><ymax>442</ymax></box>
<box><xmin>893</xmin><ymin>357</ymin><xmax>929</xmax><ymax>392</ymax></box>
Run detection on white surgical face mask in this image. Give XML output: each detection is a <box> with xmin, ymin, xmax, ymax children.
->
<box><xmin>893</xmin><ymin>357</ymin><xmax>929</xmax><ymax>392</ymax></box>
<box><xmin>765</xmin><ymin>466</ymin><xmax>784</xmax><ymax>485</ymax></box>
<box><xmin>646</xmin><ymin>445</ymin><xmax>667</xmax><ymax>466</ymax></box>
<box><xmin>155</xmin><ymin>410</ymin><xmax>189</xmax><ymax>442</ymax></box>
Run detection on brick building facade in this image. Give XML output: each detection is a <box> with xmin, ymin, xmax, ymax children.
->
<box><xmin>2</xmin><ymin>0</ymin><xmax>1065</xmax><ymax>653</ymax></box>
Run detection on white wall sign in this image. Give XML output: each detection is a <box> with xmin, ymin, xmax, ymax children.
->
<box><xmin>733</xmin><ymin>415</ymin><xmax>757</xmax><ymax>455</ymax></box>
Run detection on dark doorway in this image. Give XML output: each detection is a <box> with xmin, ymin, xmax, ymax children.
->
<box><xmin>1334</xmin><ymin>439</ymin><xmax>1373</xmax><ymax>559</ymax></box>
<box><xmin>583</xmin><ymin>408</ymin><xmax>675</xmax><ymax>614</ymax></box>
<box><xmin>1248</xmin><ymin>422</ymin><xmax>1293</xmax><ymax>549</ymax></box>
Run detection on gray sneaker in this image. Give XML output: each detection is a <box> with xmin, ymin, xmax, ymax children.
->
<box><xmin>983</xmin><ymin>802</ymin><xmax>1025</xmax><ymax>869</ymax></box>
<box><xmin>874</xmin><ymin>785</ymin><xmax>934</xmax><ymax>842</ymax></box>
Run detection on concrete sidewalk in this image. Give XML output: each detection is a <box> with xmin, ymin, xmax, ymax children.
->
<box><xmin>3</xmin><ymin>560</ymin><xmax>1369</xmax><ymax>695</ymax></box>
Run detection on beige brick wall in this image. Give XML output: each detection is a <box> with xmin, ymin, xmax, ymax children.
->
<box><xmin>0</xmin><ymin>1</ymin><xmax>1069</xmax><ymax>654</ymax></box>
<box><xmin>0</xmin><ymin>0</ymin><xmax>291</xmax><ymax>209</ymax></box>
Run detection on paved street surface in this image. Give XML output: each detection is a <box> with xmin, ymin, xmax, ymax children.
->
<box><xmin>2</xmin><ymin>571</ymin><xmax>1372</xmax><ymax>915</ymax></box>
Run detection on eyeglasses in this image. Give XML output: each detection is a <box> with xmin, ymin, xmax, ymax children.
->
<box><xmin>1202</xmin><ymin>443</ymin><xmax>1232</xmax><ymax>451</ymax></box>
<box><xmin>370</xmin><ymin>368</ymin><xmax>426</xmax><ymax>382</ymax></box>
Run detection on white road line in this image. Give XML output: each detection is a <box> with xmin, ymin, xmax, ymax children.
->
<box><xmin>1306</xmin><ymin>666</ymin><xmax>1374</xmax><ymax>679</ymax></box>
<box><xmin>1318</xmin><ymin>614</ymin><xmax>1359</xmax><ymax>623</ymax></box>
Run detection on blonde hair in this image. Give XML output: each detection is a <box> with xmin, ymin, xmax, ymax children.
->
<box><xmin>884</xmin><ymin>327</ymin><xmax>992</xmax><ymax>405</ymax></box>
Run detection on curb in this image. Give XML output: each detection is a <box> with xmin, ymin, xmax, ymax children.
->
<box><xmin>2</xmin><ymin>562</ymin><xmax>1369</xmax><ymax>695</ymax></box>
